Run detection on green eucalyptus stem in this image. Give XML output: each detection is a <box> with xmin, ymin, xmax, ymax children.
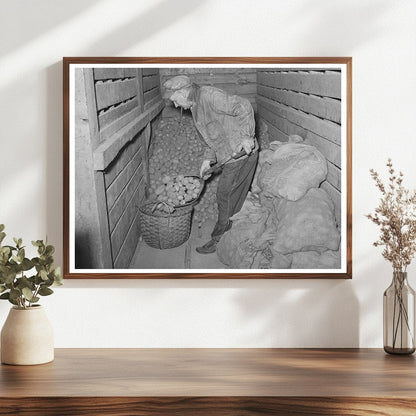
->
<box><xmin>0</xmin><ymin>225</ymin><xmax>62</xmax><ymax>308</ymax></box>
<box><xmin>32</xmin><ymin>284</ymin><xmax>41</xmax><ymax>306</ymax></box>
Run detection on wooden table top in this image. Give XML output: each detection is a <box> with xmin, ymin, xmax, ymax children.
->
<box><xmin>1</xmin><ymin>348</ymin><xmax>415</xmax><ymax>398</ymax></box>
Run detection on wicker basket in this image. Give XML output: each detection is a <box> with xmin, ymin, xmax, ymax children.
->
<box><xmin>139</xmin><ymin>202</ymin><xmax>194</xmax><ymax>249</ymax></box>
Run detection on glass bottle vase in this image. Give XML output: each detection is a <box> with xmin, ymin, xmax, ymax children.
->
<box><xmin>383</xmin><ymin>271</ymin><xmax>416</xmax><ymax>355</ymax></box>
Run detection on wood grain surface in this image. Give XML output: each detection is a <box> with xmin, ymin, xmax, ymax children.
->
<box><xmin>1</xmin><ymin>349</ymin><xmax>415</xmax><ymax>415</ymax></box>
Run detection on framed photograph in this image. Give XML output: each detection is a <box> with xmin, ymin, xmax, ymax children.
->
<box><xmin>63</xmin><ymin>57</ymin><xmax>352</xmax><ymax>279</ymax></box>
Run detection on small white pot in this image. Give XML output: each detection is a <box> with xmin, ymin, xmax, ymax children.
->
<box><xmin>1</xmin><ymin>305</ymin><xmax>54</xmax><ymax>365</ymax></box>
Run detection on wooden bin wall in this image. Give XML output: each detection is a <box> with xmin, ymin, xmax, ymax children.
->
<box><xmin>256</xmin><ymin>69</ymin><xmax>342</xmax><ymax>226</ymax></box>
<box><xmin>160</xmin><ymin>68</ymin><xmax>257</xmax><ymax>110</ymax></box>
<box><xmin>76</xmin><ymin>68</ymin><xmax>164</xmax><ymax>269</ymax></box>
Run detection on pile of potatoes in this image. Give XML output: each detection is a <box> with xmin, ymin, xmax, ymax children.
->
<box><xmin>148</xmin><ymin>115</ymin><xmax>219</xmax><ymax>226</ymax></box>
<box><xmin>155</xmin><ymin>175</ymin><xmax>202</xmax><ymax>206</ymax></box>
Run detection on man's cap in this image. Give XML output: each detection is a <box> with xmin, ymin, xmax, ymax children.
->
<box><xmin>162</xmin><ymin>75</ymin><xmax>192</xmax><ymax>99</ymax></box>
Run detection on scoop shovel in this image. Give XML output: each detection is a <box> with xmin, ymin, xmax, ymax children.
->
<box><xmin>201</xmin><ymin>149</ymin><xmax>247</xmax><ymax>179</ymax></box>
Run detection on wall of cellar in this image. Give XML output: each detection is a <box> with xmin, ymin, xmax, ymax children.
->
<box><xmin>256</xmin><ymin>69</ymin><xmax>342</xmax><ymax>225</ymax></box>
<box><xmin>76</xmin><ymin>67</ymin><xmax>342</xmax><ymax>269</ymax></box>
<box><xmin>159</xmin><ymin>68</ymin><xmax>257</xmax><ymax>110</ymax></box>
<box><xmin>75</xmin><ymin>68</ymin><xmax>164</xmax><ymax>269</ymax></box>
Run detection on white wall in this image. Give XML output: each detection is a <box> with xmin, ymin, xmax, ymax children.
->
<box><xmin>1</xmin><ymin>0</ymin><xmax>415</xmax><ymax>348</ymax></box>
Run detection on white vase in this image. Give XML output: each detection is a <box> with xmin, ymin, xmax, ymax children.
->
<box><xmin>1</xmin><ymin>305</ymin><xmax>54</xmax><ymax>365</ymax></box>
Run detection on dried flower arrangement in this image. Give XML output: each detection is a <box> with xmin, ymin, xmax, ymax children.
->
<box><xmin>367</xmin><ymin>159</ymin><xmax>416</xmax><ymax>354</ymax></box>
<box><xmin>366</xmin><ymin>159</ymin><xmax>416</xmax><ymax>272</ymax></box>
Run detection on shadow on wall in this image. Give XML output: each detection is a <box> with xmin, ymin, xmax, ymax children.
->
<box><xmin>46</xmin><ymin>62</ymin><xmax>64</xmax><ymax>265</ymax></box>
<box><xmin>78</xmin><ymin>0</ymin><xmax>204</xmax><ymax>55</ymax></box>
<box><xmin>43</xmin><ymin>0</ymin><xmax>204</xmax><ymax>264</ymax></box>
<box><xmin>1</xmin><ymin>0</ymin><xmax>204</xmax><ymax>56</ymax></box>
<box><xmin>0</xmin><ymin>0</ymin><xmax>102</xmax><ymax>56</ymax></box>
<box><xmin>289</xmin><ymin>0</ymin><xmax>395</xmax><ymax>52</ymax></box>
<box><xmin>233</xmin><ymin>280</ymin><xmax>359</xmax><ymax>347</ymax></box>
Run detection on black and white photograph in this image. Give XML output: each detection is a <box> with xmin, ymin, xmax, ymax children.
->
<box><xmin>64</xmin><ymin>58</ymin><xmax>352</xmax><ymax>278</ymax></box>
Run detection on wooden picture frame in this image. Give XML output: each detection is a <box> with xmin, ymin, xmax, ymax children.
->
<box><xmin>63</xmin><ymin>57</ymin><xmax>352</xmax><ymax>279</ymax></box>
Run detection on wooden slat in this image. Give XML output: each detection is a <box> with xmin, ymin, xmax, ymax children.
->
<box><xmin>202</xmin><ymin>83</ymin><xmax>257</xmax><ymax>96</ymax></box>
<box><xmin>94</xmin><ymin>100</ymin><xmax>164</xmax><ymax>171</ymax></box>
<box><xmin>106</xmin><ymin>147</ymin><xmax>143</xmax><ymax>210</ymax></box>
<box><xmin>94</xmin><ymin>68</ymin><xmax>138</xmax><ymax>80</ymax></box>
<box><xmin>257</xmin><ymin>85</ymin><xmax>341</xmax><ymax>124</ymax></box>
<box><xmin>257</xmin><ymin>96</ymin><xmax>341</xmax><ymax>145</ymax></box>
<box><xmin>162</xmin><ymin>73</ymin><xmax>257</xmax><ymax>85</ymax></box>
<box><xmin>161</xmin><ymin>68</ymin><xmax>256</xmax><ymax>75</ymax></box>
<box><xmin>143</xmin><ymin>68</ymin><xmax>159</xmax><ymax>76</ymax></box>
<box><xmin>104</xmin><ymin>131</ymin><xmax>143</xmax><ymax>188</ymax></box>
<box><xmin>136</xmin><ymin>68</ymin><xmax>144</xmax><ymax>112</ymax></box>
<box><xmin>98</xmin><ymin>98</ymin><xmax>138</xmax><ymax>130</ymax></box>
<box><xmin>258</xmin><ymin>103</ymin><xmax>341</xmax><ymax>167</ymax></box>
<box><xmin>82</xmin><ymin>68</ymin><xmax>113</xmax><ymax>268</ymax></box>
<box><xmin>327</xmin><ymin>162</ymin><xmax>341</xmax><ymax>192</ymax></box>
<box><xmin>142</xmin><ymin>123</ymin><xmax>151</xmax><ymax>195</ymax></box>
<box><xmin>305</xmin><ymin>134</ymin><xmax>341</xmax><ymax>169</ymax></box>
<box><xmin>143</xmin><ymin>74</ymin><xmax>160</xmax><ymax>92</ymax></box>
<box><xmin>94</xmin><ymin>68</ymin><xmax>126</xmax><ymax>80</ymax></box>
<box><xmin>113</xmin><ymin>186</ymin><xmax>144</xmax><ymax>269</ymax></box>
<box><xmin>144</xmin><ymin>94</ymin><xmax>163</xmax><ymax>111</ymax></box>
<box><xmin>125</xmin><ymin>68</ymin><xmax>137</xmax><ymax>77</ymax></box>
<box><xmin>100</xmin><ymin>107</ymin><xmax>141</xmax><ymax>142</ymax></box>
<box><xmin>259</xmin><ymin>118</ymin><xmax>289</xmax><ymax>143</ymax></box>
<box><xmin>95</xmin><ymin>79</ymin><xmax>138</xmax><ymax>110</ymax></box>
<box><xmin>321</xmin><ymin>180</ymin><xmax>341</xmax><ymax>227</ymax></box>
<box><xmin>110</xmin><ymin>176</ymin><xmax>145</xmax><ymax>259</ymax></box>
<box><xmin>144</xmin><ymin>86</ymin><xmax>160</xmax><ymax>103</ymax></box>
<box><xmin>257</xmin><ymin>68</ymin><xmax>341</xmax><ymax>73</ymax></box>
<box><xmin>258</xmin><ymin>71</ymin><xmax>341</xmax><ymax>99</ymax></box>
<box><xmin>108</xmin><ymin>153</ymin><xmax>144</xmax><ymax>232</ymax></box>
<box><xmin>74</xmin><ymin>69</ymin><xmax>108</xmax><ymax>269</ymax></box>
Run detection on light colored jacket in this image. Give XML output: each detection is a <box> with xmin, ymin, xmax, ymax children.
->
<box><xmin>189</xmin><ymin>85</ymin><xmax>257</xmax><ymax>164</ymax></box>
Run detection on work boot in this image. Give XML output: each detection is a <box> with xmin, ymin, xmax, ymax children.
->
<box><xmin>196</xmin><ymin>239</ymin><xmax>217</xmax><ymax>254</ymax></box>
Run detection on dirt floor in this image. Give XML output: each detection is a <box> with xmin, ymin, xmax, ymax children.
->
<box><xmin>129</xmin><ymin>217</ymin><xmax>226</xmax><ymax>269</ymax></box>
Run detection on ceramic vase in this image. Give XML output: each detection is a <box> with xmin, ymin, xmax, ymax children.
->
<box><xmin>1</xmin><ymin>305</ymin><xmax>54</xmax><ymax>365</ymax></box>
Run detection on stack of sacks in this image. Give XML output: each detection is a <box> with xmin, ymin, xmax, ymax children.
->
<box><xmin>217</xmin><ymin>135</ymin><xmax>341</xmax><ymax>269</ymax></box>
<box><xmin>216</xmin><ymin>193</ymin><xmax>270</xmax><ymax>269</ymax></box>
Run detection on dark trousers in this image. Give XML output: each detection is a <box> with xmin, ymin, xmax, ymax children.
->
<box><xmin>211</xmin><ymin>150</ymin><xmax>258</xmax><ymax>241</ymax></box>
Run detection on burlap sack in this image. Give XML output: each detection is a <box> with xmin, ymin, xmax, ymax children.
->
<box><xmin>217</xmin><ymin>194</ymin><xmax>270</xmax><ymax>268</ymax></box>
<box><xmin>257</xmin><ymin>143</ymin><xmax>328</xmax><ymax>201</ymax></box>
<box><xmin>272</xmin><ymin>188</ymin><xmax>340</xmax><ymax>254</ymax></box>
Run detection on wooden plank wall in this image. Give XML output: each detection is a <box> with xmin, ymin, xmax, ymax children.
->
<box><xmin>91</xmin><ymin>68</ymin><xmax>162</xmax><ymax>268</ymax></box>
<box><xmin>256</xmin><ymin>69</ymin><xmax>342</xmax><ymax>225</ymax></box>
<box><xmin>103</xmin><ymin>128</ymin><xmax>148</xmax><ymax>268</ymax></box>
<box><xmin>143</xmin><ymin>68</ymin><xmax>161</xmax><ymax>111</ymax></box>
<box><xmin>94</xmin><ymin>68</ymin><xmax>143</xmax><ymax>143</ymax></box>
<box><xmin>160</xmin><ymin>68</ymin><xmax>257</xmax><ymax>110</ymax></box>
